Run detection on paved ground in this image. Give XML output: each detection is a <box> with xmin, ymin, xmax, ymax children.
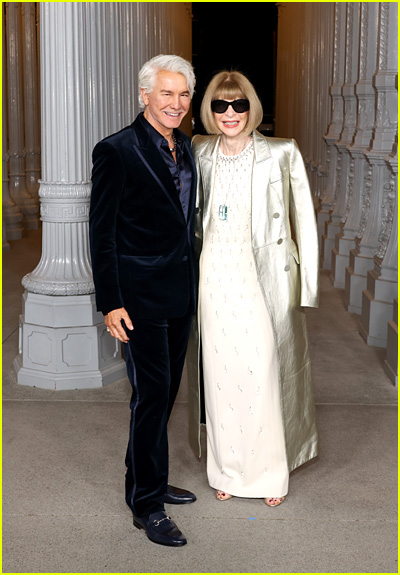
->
<box><xmin>2</xmin><ymin>230</ymin><xmax>397</xmax><ymax>573</ymax></box>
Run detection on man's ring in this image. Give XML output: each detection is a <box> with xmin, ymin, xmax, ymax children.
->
<box><xmin>106</xmin><ymin>327</ymin><xmax>110</xmax><ymax>332</ymax></box>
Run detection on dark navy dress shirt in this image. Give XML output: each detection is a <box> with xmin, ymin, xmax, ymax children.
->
<box><xmin>139</xmin><ymin>113</ymin><xmax>192</xmax><ymax>222</ymax></box>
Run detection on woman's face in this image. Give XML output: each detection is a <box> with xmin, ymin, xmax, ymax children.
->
<box><xmin>213</xmin><ymin>97</ymin><xmax>249</xmax><ymax>139</ymax></box>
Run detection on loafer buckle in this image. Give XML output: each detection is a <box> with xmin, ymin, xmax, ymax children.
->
<box><xmin>153</xmin><ymin>515</ymin><xmax>171</xmax><ymax>527</ymax></box>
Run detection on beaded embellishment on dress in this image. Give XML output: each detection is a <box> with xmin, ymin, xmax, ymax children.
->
<box><xmin>216</xmin><ymin>139</ymin><xmax>254</xmax><ymax>221</ymax></box>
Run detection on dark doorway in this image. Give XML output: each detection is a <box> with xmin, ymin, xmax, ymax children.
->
<box><xmin>192</xmin><ymin>3</ymin><xmax>278</xmax><ymax>136</ymax></box>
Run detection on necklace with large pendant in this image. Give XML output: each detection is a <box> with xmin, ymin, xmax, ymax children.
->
<box><xmin>217</xmin><ymin>137</ymin><xmax>252</xmax><ymax>221</ymax></box>
<box><xmin>218</xmin><ymin>204</ymin><xmax>228</xmax><ymax>221</ymax></box>
<box><xmin>218</xmin><ymin>157</ymin><xmax>233</xmax><ymax>221</ymax></box>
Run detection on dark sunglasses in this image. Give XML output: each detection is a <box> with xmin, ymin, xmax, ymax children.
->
<box><xmin>211</xmin><ymin>99</ymin><xmax>250</xmax><ymax>114</ymax></box>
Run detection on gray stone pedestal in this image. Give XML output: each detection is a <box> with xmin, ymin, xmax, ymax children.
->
<box><xmin>344</xmin><ymin>248</ymin><xmax>373</xmax><ymax>314</ymax></box>
<box><xmin>14</xmin><ymin>292</ymin><xmax>126</xmax><ymax>390</ymax></box>
<box><xmin>383</xmin><ymin>299</ymin><xmax>398</xmax><ymax>387</ymax></box>
<box><xmin>321</xmin><ymin>218</ymin><xmax>341</xmax><ymax>271</ymax></box>
<box><xmin>317</xmin><ymin>208</ymin><xmax>331</xmax><ymax>252</ymax></box>
<box><xmin>331</xmin><ymin>231</ymin><xmax>355</xmax><ymax>289</ymax></box>
<box><xmin>359</xmin><ymin>268</ymin><xmax>397</xmax><ymax>348</ymax></box>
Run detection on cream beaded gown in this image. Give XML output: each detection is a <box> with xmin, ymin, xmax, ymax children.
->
<box><xmin>200</xmin><ymin>140</ymin><xmax>289</xmax><ymax>497</ymax></box>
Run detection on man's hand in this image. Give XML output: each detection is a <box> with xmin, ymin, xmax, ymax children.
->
<box><xmin>105</xmin><ymin>307</ymin><xmax>134</xmax><ymax>343</ymax></box>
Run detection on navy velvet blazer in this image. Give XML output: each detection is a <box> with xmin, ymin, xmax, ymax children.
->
<box><xmin>89</xmin><ymin>115</ymin><xmax>198</xmax><ymax>319</ymax></box>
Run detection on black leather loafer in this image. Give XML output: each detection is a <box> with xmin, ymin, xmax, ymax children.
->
<box><xmin>133</xmin><ymin>511</ymin><xmax>187</xmax><ymax>547</ymax></box>
<box><xmin>164</xmin><ymin>484</ymin><xmax>197</xmax><ymax>505</ymax></box>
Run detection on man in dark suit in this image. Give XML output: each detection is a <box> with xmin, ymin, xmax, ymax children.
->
<box><xmin>89</xmin><ymin>55</ymin><xmax>197</xmax><ymax>547</ymax></box>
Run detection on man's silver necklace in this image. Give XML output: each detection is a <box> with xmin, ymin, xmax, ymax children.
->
<box><xmin>169</xmin><ymin>133</ymin><xmax>177</xmax><ymax>153</ymax></box>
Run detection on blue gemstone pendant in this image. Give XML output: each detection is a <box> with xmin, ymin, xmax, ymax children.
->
<box><xmin>219</xmin><ymin>205</ymin><xmax>228</xmax><ymax>220</ymax></box>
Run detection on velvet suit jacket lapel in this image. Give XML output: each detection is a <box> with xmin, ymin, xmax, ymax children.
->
<box><xmin>182</xmin><ymin>137</ymin><xmax>197</xmax><ymax>225</ymax></box>
<box><xmin>130</xmin><ymin>119</ymin><xmax>187</xmax><ymax>220</ymax></box>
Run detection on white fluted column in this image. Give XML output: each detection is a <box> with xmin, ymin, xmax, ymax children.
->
<box><xmin>360</xmin><ymin>138</ymin><xmax>398</xmax><ymax>348</ymax></box>
<box><xmin>359</xmin><ymin>2</ymin><xmax>398</xmax><ymax>347</ymax></box>
<box><xmin>303</xmin><ymin>3</ymin><xmax>316</xmax><ymax>181</ymax></box>
<box><xmin>5</xmin><ymin>2</ymin><xmax>39</xmax><ymax>229</ymax></box>
<box><xmin>320</xmin><ymin>3</ymin><xmax>346</xmax><ymax>267</ymax></box>
<box><xmin>329</xmin><ymin>3</ymin><xmax>360</xmax><ymax>287</ymax></box>
<box><xmin>165</xmin><ymin>2</ymin><xmax>193</xmax><ymax>135</ymax></box>
<box><xmin>2</xmin><ymin>3</ymin><xmax>24</xmax><ymax>241</ymax></box>
<box><xmin>275</xmin><ymin>2</ymin><xmax>333</xmax><ymax>213</ymax></box>
<box><xmin>312</xmin><ymin>4</ymin><xmax>334</xmax><ymax>205</ymax></box>
<box><xmin>306</xmin><ymin>3</ymin><xmax>326</xmax><ymax>198</ymax></box>
<box><xmin>304</xmin><ymin>4</ymin><xmax>334</xmax><ymax>203</ymax></box>
<box><xmin>378</xmin><ymin>139</ymin><xmax>398</xmax><ymax>285</ymax></box>
<box><xmin>275</xmin><ymin>4</ymin><xmax>291</xmax><ymax>138</ymax></box>
<box><xmin>332</xmin><ymin>3</ymin><xmax>377</xmax><ymax>289</ymax></box>
<box><xmin>344</xmin><ymin>3</ymin><xmax>380</xmax><ymax>312</ymax></box>
<box><xmin>21</xmin><ymin>3</ymin><xmax>41</xmax><ymax>200</ymax></box>
<box><xmin>14</xmin><ymin>3</ymin><xmax>126</xmax><ymax>389</ymax></box>
<box><xmin>14</xmin><ymin>1</ymin><xmax>194</xmax><ymax>389</ymax></box>
<box><xmin>86</xmin><ymin>2</ymin><xmax>129</xmax><ymax>147</ymax></box>
<box><xmin>121</xmin><ymin>4</ymin><xmax>138</xmax><ymax>127</ymax></box>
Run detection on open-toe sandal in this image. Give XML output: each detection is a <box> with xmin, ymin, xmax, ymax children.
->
<box><xmin>216</xmin><ymin>490</ymin><xmax>233</xmax><ymax>501</ymax></box>
<box><xmin>264</xmin><ymin>496</ymin><xmax>286</xmax><ymax>507</ymax></box>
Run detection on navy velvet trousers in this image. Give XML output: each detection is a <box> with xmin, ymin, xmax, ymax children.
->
<box><xmin>123</xmin><ymin>310</ymin><xmax>193</xmax><ymax>518</ymax></box>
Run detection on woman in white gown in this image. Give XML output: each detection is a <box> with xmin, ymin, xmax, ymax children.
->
<box><xmin>190</xmin><ymin>71</ymin><xmax>319</xmax><ymax>507</ymax></box>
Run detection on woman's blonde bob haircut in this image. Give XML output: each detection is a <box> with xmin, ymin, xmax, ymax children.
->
<box><xmin>200</xmin><ymin>71</ymin><xmax>264</xmax><ymax>136</ymax></box>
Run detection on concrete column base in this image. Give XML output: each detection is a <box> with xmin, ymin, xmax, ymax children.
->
<box><xmin>383</xmin><ymin>299</ymin><xmax>398</xmax><ymax>387</ymax></box>
<box><xmin>11</xmin><ymin>196</ymin><xmax>40</xmax><ymax>230</ymax></box>
<box><xmin>23</xmin><ymin>216</ymin><xmax>41</xmax><ymax>231</ymax></box>
<box><xmin>345</xmin><ymin>267</ymin><xmax>366</xmax><ymax>314</ymax></box>
<box><xmin>13</xmin><ymin>291</ymin><xmax>127</xmax><ymax>390</ymax></box>
<box><xmin>331</xmin><ymin>249</ymin><xmax>347</xmax><ymax>288</ymax></box>
<box><xmin>317</xmin><ymin>210</ymin><xmax>330</xmax><ymax>251</ymax></box>
<box><xmin>331</xmin><ymin>234</ymin><xmax>356</xmax><ymax>288</ymax></box>
<box><xmin>4</xmin><ymin>227</ymin><xmax>24</xmax><ymax>241</ymax></box>
<box><xmin>344</xmin><ymin>249</ymin><xmax>374</xmax><ymax>313</ymax></box>
<box><xmin>321</xmin><ymin>220</ymin><xmax>341</xmax><ymax>269</ymax></box>
<box><xmin>3</xmin><ymin>222</ymin><xmax>10</xmax><ymax>250</ymax></box>
<box><xmin>3</xmin><ymin>205</ymin><xmax>24</xmax><ymax>240</ymax></box>
<box><xmin>359</xmin><ymin>270</ymin><xmax>397</xmax><ymax>348</ymax></box>
<box><xmin>321</xmin><ymin>235</ymin><xmax>334</xmax><ymax>269</ymax></box>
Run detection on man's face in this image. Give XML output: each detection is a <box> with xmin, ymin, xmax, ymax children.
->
<box><xmin>141</xmin><ymin>70</ymin><xmax>191</xmax><ymax>137</ymax></box>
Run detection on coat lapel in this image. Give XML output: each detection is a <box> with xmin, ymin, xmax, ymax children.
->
<box><xmin>130</xmin><ymin>120</ymin><xmax>184</xmax><ymax>219</ymax></box>
<box><xmin>182</xmin><ymin>137</ymin><xmax>197</xmax><ymax>225</ymax></box>
<box><xmin>197</xmin><ymin>132</ymin><xmax>274</xmax><ymax>241</ymax></box>
<box><xmin>198</xmin><ymin>136</ymin><xmax>220</xmax><ymax>235</ymax></box>
<box><xmin>251</xmin><ymin>131</ymin><xmax>273</xmax><ymax>245</ymax></box>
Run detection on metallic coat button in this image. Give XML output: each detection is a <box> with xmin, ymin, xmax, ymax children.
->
<box><xmin>273</xmin><ymin>212</ymin><xmax>280</xmax><ymax>219</ymax></box>
<box><xmin>284</xmin><ymin>264</ymin><xmax>290</xmax><ymax>271</ymax></box>
<box><xmin>277</xmin><ymin>238</ymin><xmax>283</xmax><ymax>245</ymax></box>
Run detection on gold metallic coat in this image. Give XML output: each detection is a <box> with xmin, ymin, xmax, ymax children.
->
<box><xmin>187</xmin><ymin>131</ymin><xmax>319</xmax><ymax>472</ymax></box>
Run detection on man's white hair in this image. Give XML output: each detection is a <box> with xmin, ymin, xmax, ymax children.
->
<box><xmin>138</xmin><ymin>54</ymin><xmax>195</xmax><ymax>110</ymax></box>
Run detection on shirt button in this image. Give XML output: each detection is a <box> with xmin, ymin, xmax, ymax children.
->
<box><xmin>273</xmin><ymin>213</ymin><xmax>280</xmax><ymax>219</ymax></box>
<box><xmin>182</xmin><ymin>256</ymin><xmax>188</xmax><ymax>262</ymax></box>
<box><xmin>277</xmin><ymin>238</ymin><xmax>283</xmax><ymax>245</ymax></box>
<box><xmin>284</xmin><ymin>265</ymin><xmax>290</xmax><ymax>271</ymax></box>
